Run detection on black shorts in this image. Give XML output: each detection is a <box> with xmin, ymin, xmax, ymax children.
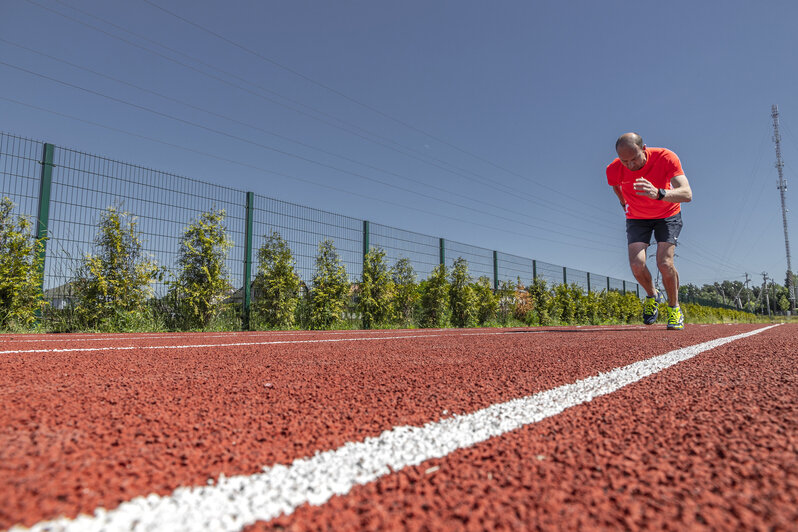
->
<box><xmin>626</xmin><ymin>212</ymin><xmax>683</xmax><ymax>245</ymax></box>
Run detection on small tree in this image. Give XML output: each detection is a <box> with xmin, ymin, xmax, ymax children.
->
<box><xmin>74</xmin><ymin>206</ymin><xmax>159</xmax><ymax>329</ymax></box>
<box><xmin>420</xmin><ymin>264</ymin><xmax>450</xmax><ymax>328</ymax></box>
<box><xmin>449</xmin><ymin>257</ymin><xmax>477</xmax><ymax>328</ymax></box>
<box><xmin>392</xmin><ymin>257</ymin><xmax>418</xmax><ymax>325</ymax></box>
<box><xmin>359</xmin><ymin>247</ymin><xmax>394</xmax><ymax>329</ymax></box>
<box><xmin>309</xmin><ymin>239</ymin><xmax>349</xmax><ymax>329</ymax></box>
<box><xmin>169</xmin><ymin>208</ymin><xmax>232</xmax><ymax>329</ymax></box>
<box><xmin>252</xmin><ymin>231</ymin><xmax>300</xmax><ymax>329</ymax></box>
<box><xmin>496</xmin><ymin>279</ymin><xmax>516</xmax><ymax>324</ymax></box>
<box><xmin>0</xmin><ymin>197</ymin><xmax>45</xmax><ymax>328</ymax></box>
<box><xmin>473</xmin><ymin>276</ymin><xmax>498</xmax><ymax>325</ymax></box>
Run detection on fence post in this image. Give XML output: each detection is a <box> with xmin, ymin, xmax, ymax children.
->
<box><xmin>622</xmin><ymin>280</ymin><xmax>626</xmax><ymax>295</ymax></box>
<box><xmin>532</xmin><ymin>259</ymin><xmax>537</xmax><ymax>281</ymax></box>
<box><xmin>587</xmin><ymin>272</ymin><xmax>591</xmax><ymax>293</ymax></box>
<box><xmin>242</xmin><ymin>191</ymin><xmax>254</xmax><ymax>330</ymax></box>
<box><xmin>563</xmin><ymin>266</ymin><xmax>567</xmax><ymax>286</ymax></box>
<box><xmin>439</xmin><ymin>238</ymin><xmax>445</xmax><ymax>267</ymax></box>
<box><xmin>36</xmin><ymin>143</ymin><xmax>54</xmax><ymax>297</ymax></box>
<box><xmin>607</xmin><ymin>277</ymin><xmax>611</xmax><ymax>292</ymax></box>
<box><xmin>493</xmin><ymin>250</ymin><xmax>498</xmax><ymax>291</ymax></box>
<box><xmin>636</xmin><ymin>284</ymin><xmax>640</xmax><ymax>298</ymax></box>
<box><xmin>363</xmin><ymin>220</ymin><xmax>370</xmax><ymax>263</ymax></box>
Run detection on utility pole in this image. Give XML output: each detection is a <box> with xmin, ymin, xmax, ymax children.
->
<box><xmin>772</xmin><ymin>105</ymin><xmax>796</xmax><ymax>312</ymax></box>
<box><xmin>762</xmin><ymin>272</ymin><xmax>771</xmax><ymax>318</ymax></box>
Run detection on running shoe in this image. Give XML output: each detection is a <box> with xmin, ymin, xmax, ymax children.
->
<box><xmin>642</xmin><ymin>291</ymin><xmax>663</xmax><ymax>325</ymax></box>
<box><xmin>667</xmin><ymin>306</ymin><xmax>685</xmax><ymax>330</ymax></box>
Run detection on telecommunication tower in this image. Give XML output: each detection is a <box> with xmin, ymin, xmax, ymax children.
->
<box><xmin>771</xmin><ymin>104</ymin><xmax>796</xmax><ymax>310</ymax></box>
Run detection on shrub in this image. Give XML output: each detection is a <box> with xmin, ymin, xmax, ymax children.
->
<box><xmin>496</xmin><ymin>279</ymin><xmax>516</xmax><ymax>324</ymax></box>
<box><xmin>169</xmin><ymin>208</ymin><xmax>233</xmax><ymax>329</ymax></box>
<box><xmin>252</xmin><ymin>231</ymin><xmax>300</xmax><ymax>329</ymax></box>
<box><xmin>473</xmin><ymin>276</ymin><xmax>498</xmax><ymax>325</ymax></box>
<box><xmin>359</xmin><ymin>247</ymin><xmax>394</xmax><ymax>329</ymax></box>
<box><xmin>73</xmin><ymin>206</ymin><xmax>159</xmax><ymax>330</ymax></box>
<box><xmin>392</xmin><ymin>257</ymin><xmax>419</xmax><ymax>326</ymax></box>
<box><xmin>420</xmin><ymin>264</ymin><xmax>450</xmax><ymax>328</ymax></box>
<box><xmin>449</xmin><ymin>257</ymin><xmax>477</xmax><ymax>328</ymax></box>
<box><xmin>309</xmin><ymin>239</ymin><xmax>349</xmax><ymax>329</ymax></box>
<box><xmin>0</xmin><ymin>197</ymin><xmax>45</xmax><ymax>329</ymax></box>
<box><xmin>527</xmin><ymin>277</ymin><xmax>550</xmax><ymax>325</ymax></box>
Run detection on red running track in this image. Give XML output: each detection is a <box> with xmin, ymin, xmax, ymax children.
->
<box><xmin>0</xmin><ymin>324</ymin><xmax>795</xmax><ymax>530</ymax></box>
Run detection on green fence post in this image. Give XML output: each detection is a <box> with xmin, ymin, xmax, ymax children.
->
<box><xmin>587</xmin><ymin>272</ymin><xmax>591</xmax><ymax>293</ymax></box>
<box><xmin>36</xmin><ymin>143</ymin><xmax>54</xmax><ymax>298</ymax></box>
<box><xmin>607</xmin><ymin>277</ymin><xmax>611</xmax><ymax>292</ymax></box>
<box><xmin>242</xmin><ymin>191</ymin><xmax>254</xmax><ymax>330</ymax></box>
<box><xmin>532</xmin><ymin>259</ymin><xmax>537</xmax><ymax>281</ymax></box>
<box><xmin>363</xmin><ymin>220</ymin><xmax>370</xmax><ymax>262</ymax></box>
<box><xmin>636</xmin><ymin>284</ymin><xmax>640</xmax><ymax>298</ymax></box>
<box><xmin>493</xmin><ymin>250</ymin><xmax>498</xmax><ymax>291</ymax></box>
<box><xmin>563</xmin><ymin>266</ymin><xmax>567</xmax><ymax>286</ymax></box>
<box><xmin>439</xmin><ymin>238</ymin><xmax>445</xmax><ymax>267</ymax></box>
<box><xmin>622</xmin><ymin>280</ymin><xmax>627</xmax><ymax>295</ymax></box>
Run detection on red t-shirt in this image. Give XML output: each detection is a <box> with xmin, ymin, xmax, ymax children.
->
<box><xmin>606</xmin><ymin>147</ymin><xmax>684</xmax><ymax>219</ymax></box>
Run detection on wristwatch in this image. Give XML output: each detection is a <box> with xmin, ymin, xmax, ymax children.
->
<box><xmin>657</xmin><ymin>188</ymin><xmax>666</xmax><ymax>200</ymax></box>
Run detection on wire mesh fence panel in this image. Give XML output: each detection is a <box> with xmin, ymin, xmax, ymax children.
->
<box><xmin>45</xmin><ymin>146</ymin><xmax>247</xmax><ymax>305</ymax></box>
<box><xmin>608</xmin><ymin>277</ymin><xmax>626</xmax><ymax>293</ymax></box>
<box><xmin>565</xmin><ymin>267</ymin><xmax>588</xmax><ymax>292</ymax></box>
<box><xmin>497</xmin><ymin>252</ymin><xmax>533</xmax><ymax>287</ymax></box>
<box><xmin>589</xmin><ymin>274</ymin><xmax>608</xmax><ymax>294</ymax></box>
<box><xmin>445</xmin><ymin>240</ymin><xmax>493</xmax><ymax>283</ymax></box>
<box><xmin>535</xmin><ymin>260</ymin><xmax>564</xmax><ymax>288</ymax></box>
<box><xmin>369</xmin><ymin>223</ymin><xmax>439</xmax><ymax>281</ymax></box>
<box><xmin>253</xmin><ymin>194</ymin><xmax>362</xmax><ymax>285</ymax></box>
<box><xmin>0</xmin><ymin>133</ymin><xmax>42</xmax><ymax>226</ymax></box>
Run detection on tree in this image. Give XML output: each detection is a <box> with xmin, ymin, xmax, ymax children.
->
<box><xmin>169</xmin><ymin>208</ymin><xmax>232</xmax><ymax>329</ymax></box>
<box><xmin>420</xmin><ymin>264</ymin><xmax>450</xmax><ymax>328</ymax></box>
<box><xmin>252</xmin><ymin>231</ymin><xmax>300</xmax><ymax>328</ymax></box>
<box><xmin>309</xmin><ymin>239</ymin><xmax>349</xmax><ymax>329</ymax></box>
<box><xmin>359</xmin><ymin>247</ymin><xmax>394</xmax><ymax>328</ymax></box>
<box><xmin>391</xmin><ymin>257</ymin><xmax>418</xmax><ymax>325</ymax></box>
<box><xmin>74</xmin><ymin>206</ymin><xmax>159</xmax><ymax>329</ymax></box>
<box><xmin>449</xmin><ymin>257</ymin><xmax>477</xmax><ymax>327</ymax></box>
<box><xmin>0</xmin><ymin>197</ymin><xmax>45</xmax><ymax>328</ymax></box>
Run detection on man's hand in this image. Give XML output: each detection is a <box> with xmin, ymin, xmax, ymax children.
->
<box><xmin>633</xmin><ymin>177</ymin><xmax>658</xmax><ymax>198</ymax></box>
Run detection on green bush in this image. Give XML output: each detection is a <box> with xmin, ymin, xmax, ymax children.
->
<box><xmin>473</xmin><ymin>276</ymin><xmax>498</xmax><ymax>325</ymax></box>
<box><xmin>419</xmin><ymin>264</ymin><xmax>450</xmax><ymax>328</ymax></box>
<box><xmin>309</xmin><ymin>239</ymin><xmax>349</xmax><ymax>329</ymax></box>
<box><xmin>252</xmin><ymin>231</ymin><xmax>301</xmax><ymax>329</ymax></box>
<box><xmin>72</xmin><ymin>207</ymin><xmax>160</xmax><ymax>331</ymax></box>
<box><xmin>392</xmin><ymin>257</ymin><xmax>419</xmax><ymax>326</ymax></box>
<box><xmin>359</xmin><ymin>247</ymin><xmax>395</xmax><ymax>329</ymax></box>
<box><xmin>449</xmin><ymin>257</ymin><xmax>477</xmax><ymax>328</ymax></box>
<box><xmin>0</xmin><ymin>197</ymin><xmax>45</xmax><ymax>329</ymax></box>
<box><xmin>168</xmin><ymin>208</ymin><xmax>233</xmax><ymax>329</ymax></box>
<box><xmin>527</xmin><ymin>278</ymin><xmax>551</xmax><ymax>325</ymax></box>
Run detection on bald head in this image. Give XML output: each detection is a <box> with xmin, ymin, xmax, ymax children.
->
<box><xmin>615</xmin><ymin>132</ymin><xmax>647</xmax><ymax>171</ymax></box>
<box><xmin>615</xmin><ymin>132</ymin><xmax>644</xmax><ymax>151</ymax></box>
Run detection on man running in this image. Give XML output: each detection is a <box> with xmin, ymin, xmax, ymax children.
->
<box><xmin>607</xmin><ymin>132</ymin><xmax>693</xmax><ymax>329</ymax></box>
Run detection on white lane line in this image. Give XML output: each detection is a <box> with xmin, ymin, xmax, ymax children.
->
<box><xmin>0</xmin><ymin>329</ymin><xmax>458</xmax><ymax>344</ymax></box>
<box><xmin>12</xmin><ymin>324</ymin><xmax>780</xmax><ymax>532</ymax></box>
<box><xmin>0</xmin><ymin>330</ymin><xmax>533</xmax><ymax>355</ymax></box>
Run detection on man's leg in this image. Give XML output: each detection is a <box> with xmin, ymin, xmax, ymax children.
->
<box><xmin>628</xmin><ymin>242</ymin><xmax>656</xmax><ymax>296</ymax></box>
<box><xmin>656</xmin><ymin>242</ymin><xmax>679</xmax><ymax>306</ymax></box>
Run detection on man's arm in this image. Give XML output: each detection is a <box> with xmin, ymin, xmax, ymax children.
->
<box><xmin>612</xmin><ymin>185</ymin><xmax>626</xmax><ymax>209</ymax></box>
<box><xmin>633</xmin><ymin>175</ymin><xmax>692</xmax><ymax>203</ymax></box>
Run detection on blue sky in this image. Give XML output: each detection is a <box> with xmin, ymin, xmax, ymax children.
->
<box><xmin>2</xmin><ymin>0</ymin><xmax>797</xmax><ymax>287</ymax></box>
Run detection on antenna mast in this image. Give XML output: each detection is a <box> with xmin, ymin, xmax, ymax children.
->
<box><xmin>772</xmin><ymin>104</ymin><xmax>796</xmax><ymax>311</ymax></box>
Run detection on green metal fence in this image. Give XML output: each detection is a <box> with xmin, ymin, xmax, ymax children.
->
<box><xmin>0</xmin><ymin>131</ymin><xmax>641</xmax><ymax>326</ymax></box>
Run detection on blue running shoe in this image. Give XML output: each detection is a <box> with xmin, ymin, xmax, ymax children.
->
<box><xmin>643</xmin><ymin>291</ymin><xmax>663</xmax><ymax>325</ymax></box>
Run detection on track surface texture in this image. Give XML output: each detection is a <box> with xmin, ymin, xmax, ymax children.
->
<box><xmin>1</xmin><ymin>324</ymin><xmax>796</xmax><ymax>531</ymax></box>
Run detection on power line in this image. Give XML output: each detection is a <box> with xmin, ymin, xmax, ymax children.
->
<box><xmin>0</xmin><ymin>95</ymin><xmax>627</xmax><ymax>261</ymax></box>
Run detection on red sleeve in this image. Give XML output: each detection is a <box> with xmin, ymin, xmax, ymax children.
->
<box><xmin>663</xmin><ymin>150</ymin><xmax>684</xmax><ymax>180</ymax></box>
<box><xmin>606</xmin><ymin>159</ymin><xmax>621</xmax><ymax>186</ymax></box>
